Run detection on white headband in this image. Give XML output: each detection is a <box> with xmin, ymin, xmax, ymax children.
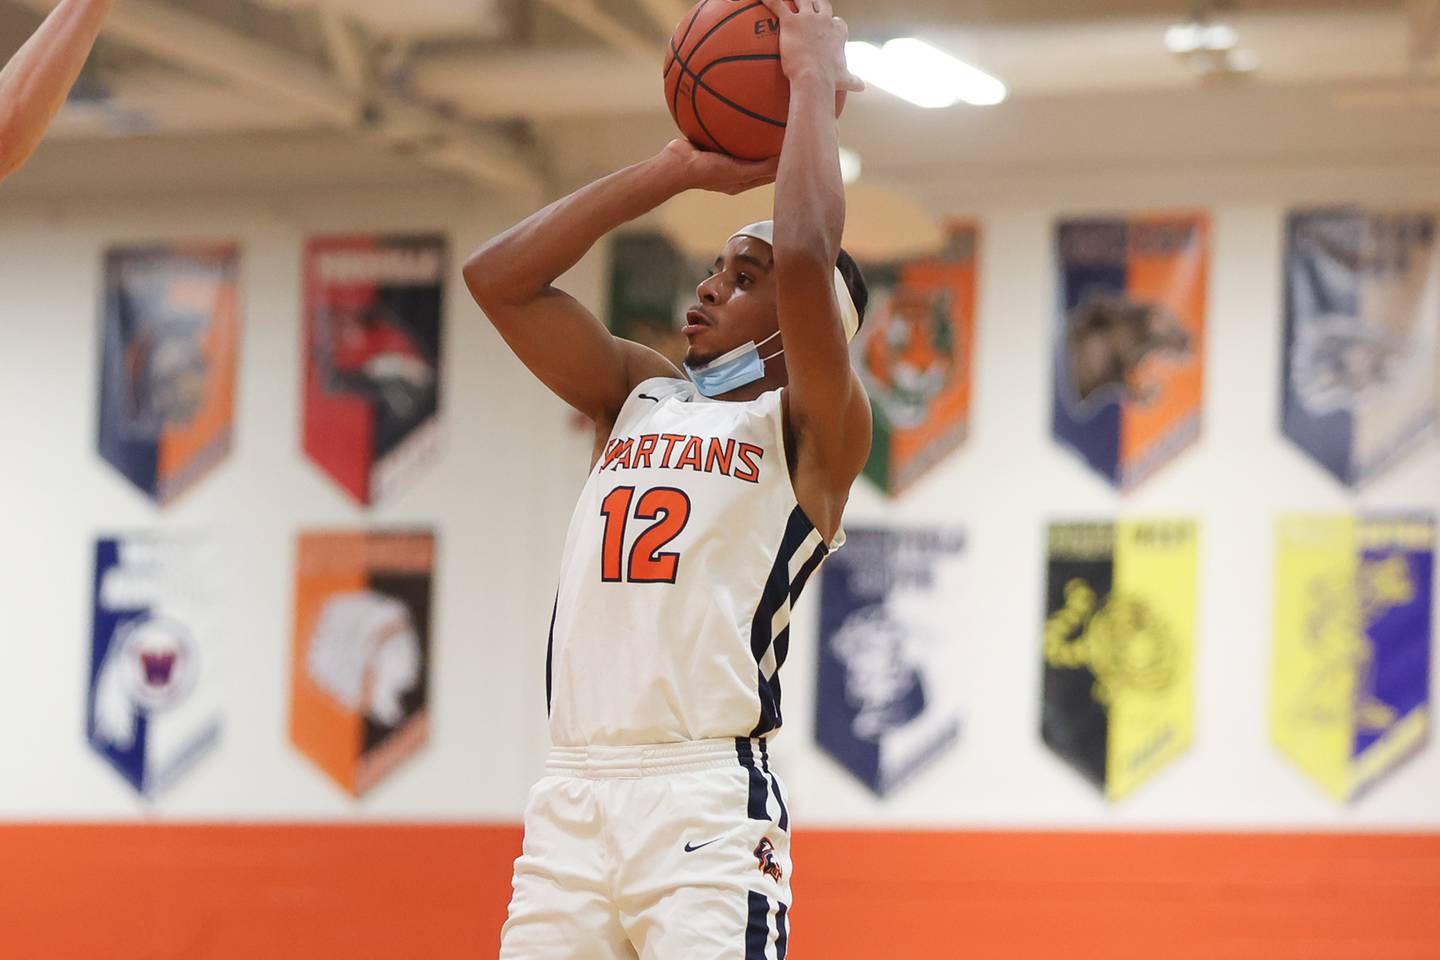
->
<box><xmin>728</xmin><ymin>220</ymin><xmax>861</xmax><ymax>343</ymax></box>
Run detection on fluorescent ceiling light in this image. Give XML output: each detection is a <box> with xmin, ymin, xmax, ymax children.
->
<box><xmin>838</xmin><ymin>147</ymin><xmax>862</xmax><ymax>184</ymax></box>
<box><xmin>1164</xmin><ymin>22</ymin><xmax>1238</xmax><ymax>54</ymax></box>
<box><xmin>845</xmin><ymin>38</ymin><xmax>1007</xmax><ymax>109</ymax></box>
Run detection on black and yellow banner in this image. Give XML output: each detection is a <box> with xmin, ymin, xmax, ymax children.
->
<box><xmin>1043</xmin><ymin>520</ymin><xmax>1197</xmax><ymax>801</ymax></box>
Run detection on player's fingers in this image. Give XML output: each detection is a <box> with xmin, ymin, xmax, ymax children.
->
<box><xmin>756</xmin><ymin>0</ymin><xmax>790</xmax><ymax>19</ymax></box>
<box><xmin>840</xmin><ymin>71</ymin><xmax>866</xmax><ymax>93</ymax></box>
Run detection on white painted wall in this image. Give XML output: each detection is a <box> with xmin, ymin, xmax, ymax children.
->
<box><xmin>0</xmin><ymin>158</ymin><xmax>1437</xmax><ymax>829</ymax></box>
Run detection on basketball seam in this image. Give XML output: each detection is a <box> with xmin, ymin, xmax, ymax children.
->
<box><xmin>664</xmin><ymin>0</ymin><xmax>705</xmax><ymax>92</ymax></box>
<box><xmin>668</xmin><ymin>0</ymin><xmax>723</xmax><ymax>123</ymax></box>
<box><xmin>693</xmin><ymin>55</ymin><xmax>787</xmax><ymax>128</ymax></box>
<box><xmin>669</xmin><ymin>0</ymin><xmax>772</xmax><ymax>149</ymax></box>
<box><xmin>689</xmin><ymin>63</ymin><xmax>732</xmax><ymax>155</ymax></box>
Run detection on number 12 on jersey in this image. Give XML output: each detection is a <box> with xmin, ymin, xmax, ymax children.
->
<box><xmin>600</xmin><ymin>486</ymin><xmax>692</xmax><ymax>584</ymax></box>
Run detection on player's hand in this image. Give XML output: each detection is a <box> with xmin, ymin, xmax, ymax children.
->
<box><xmin>660</xmin><ymin>138</ymin><xmax>779</xmax><ymax>196</ymax></box>
<box><xmin>757</xmin><ymin>0</ymin><xmax>865</xmax><ymax>93</ymax></box>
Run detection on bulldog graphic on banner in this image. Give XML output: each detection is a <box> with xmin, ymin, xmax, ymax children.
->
<box><xmin>816</xmin><ymin>527</ymin><xmax>964</xmax><ymax>796</ymax></box>
<box><xmin>88</xmin><ymin>535</ymin><xmax>221</xmax><ymax>798</ymax></box>
<box><xmin>97</xmin><ymin>243</ymin><xmax>241</xmax><ymax>506</ymax></box>
<box><xmin>1283</xmin><ymin>209</ymin><xmax>1440</xmax><ymax>486</ymax></box>
<box><xmin>304</xmin><ymin>235</ymin><xmax>446</xmax><ymax>506</ymax></box>
<box><xmin>1273</xmin><ymin>514</ymin><xmax>1435</xmax><ymax>801</ymax></box>
<box><xmin>1053</xmin><ymin>216</ymin><xmax>1208</xmax><ymax>490</ymax></box>
<box><xmin>1042</xmin><ymin>520</ymin><xmax>1197</xmax><ymax>801</ymax></box>
<box><xmin>291</xmin><ymin>530</ymin><xmax>433</xmax><ymax>797</ymax></box>
<box><xmin>856</xmin><ymin>224</ymin><xmax>978</xmax><ymax>497</ymax></box>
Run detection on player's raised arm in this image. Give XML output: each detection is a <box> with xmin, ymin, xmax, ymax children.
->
<box><xmin>0</xmin><ymin>0</ymin><xmax>115</xmax><ymax>183</ymax></box>
<box><xmin>761</xmin><ymin>0</ymin><xmax>870</xmax><ymax>494</ymax></box>
<box><xmin>463</xmin><ymin>140</ymin><xmax>777</xmax><ymax>426</ymax></box>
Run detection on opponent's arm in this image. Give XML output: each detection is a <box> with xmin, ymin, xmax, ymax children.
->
<box><xmin>463</xmin><ymin>140</ymin><xmax>776</xmax><ymax>425</ymax></box>
<box><xmin>0</xmin><ymin>0</ymin><xmax>115</xmax><ymax>182</ymax></box>
<box><xmin>761</xmin><ymin>0</ymin><xmax>870</xmax><ymax>522</ymax></box>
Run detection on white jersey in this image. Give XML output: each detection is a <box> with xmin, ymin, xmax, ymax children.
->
<box><xmin>547</xmin><ymin>376</ymin><xmax>844</xmax><ymax>747</ymax></box>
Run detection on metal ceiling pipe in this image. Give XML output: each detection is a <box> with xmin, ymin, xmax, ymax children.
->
<box><xmin>9</xmin><ymin>0</ymin><xmax>542</xmax><ymax>192</ymax></box>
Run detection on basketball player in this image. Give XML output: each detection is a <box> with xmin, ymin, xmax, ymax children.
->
<box><xmin>464</xmin><ymin>1</ymin><xmax>866</xmax><ymax>956</ymax></box>
<box><xmin>0</xmin><ymin>0</ymin><xmax>115</xmax><ymax>183</ymax></box>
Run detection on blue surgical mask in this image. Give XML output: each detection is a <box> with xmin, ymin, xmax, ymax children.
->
<box><xmin>684</xmin><ymin>330</ymin><xmax>783</xmax><ymax>399</ymax></box>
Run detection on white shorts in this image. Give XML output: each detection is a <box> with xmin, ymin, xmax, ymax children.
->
<box><xmin>499</xmin><ymin>737</ymin><xmax>793</xmax><ymax>960</ymax></box>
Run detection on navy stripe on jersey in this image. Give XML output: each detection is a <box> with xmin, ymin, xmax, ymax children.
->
<box><xmin>749</xmin><ymin>507</ymin><xmax>829</xmax><ymax>737</ymax></box>
<box><xmin>745</xmin><ymin>891</ymin><xmax>771</xmax><ymax>959</ymax></box>
<box><xmin>759</xmin><ymin>739</ymin><xmax>789</xmax><ymax>832</ymax></box>
<box><xmin>776</xmin><ymin>901</ymin><xmax>790</xmax><ymax>959</ymax></box>
<box><xmin>545</xmin><ymin>595</ymin><xmax>558</xmax><ymax>715</ymax></box>
<box><xmin>736</xmin><ymin>738</ymin><xmax>771</xmax><ymax>821</ymax></box>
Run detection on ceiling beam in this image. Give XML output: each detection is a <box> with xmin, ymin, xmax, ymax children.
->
<box><xmin>316</xmin><ymin>8</ymin><xmax>369</xmax><ymax>95</ymax></box>
<box><xmin>8</xmin><ymin>0</ymin><xmax>542</xmax><ymax>193</ymax></box>
<box><xmin>535</xmin><ymin>0</ymin><xmax>654</xmax><ymax>59</ymax></box>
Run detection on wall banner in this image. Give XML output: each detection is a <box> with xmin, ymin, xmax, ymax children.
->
<box><xmin>1283</xmin><ymin>209</ymin><xmax>1440</xmax><ymax>486</ymax></box>
<box><xmin>97</xmin><ymin>243</ymin><xmax>241</xmax><ymax>506</ymax></box>
<box><xmin>1273</xmin><ymin>514</ymin><xmax>1435</xmax><ymax>801</ymax></box>
<box><xmin>816</xmin><ymin>526</ymin><xmax>965</xmax><ymax>797</ymax></box>
<box><xmin>608</xmin><ymin>230</ymin><xmax>699</xmax><ymax>373</ymax></box>
<box><xmin>87</xmin><ymin>534</ymin><xmax>221</xmax><ymax>798</ymax></box>
<box><xmin>291</xmin><ymin>530</ymin><xmax>434</xmax><ymax>797</ymax></box>
<box><xmin>1053</xmin><ymin>215</ymin><xmax>1207</xmax><ymax>490</ymax></box>
<box><xmin>1042</xmin><ymin>520</ymin><xmax>1197</xmax><ymax>801</ymax></box>
<box><xmin>303</xmin><ymin>235</ymin><xmax>446</xmax><ymax>506</ymax></box>
<box><xmin>856</xmin><ymin>224</ymin><xmax>978</xmax><ymax>497</ymax></box>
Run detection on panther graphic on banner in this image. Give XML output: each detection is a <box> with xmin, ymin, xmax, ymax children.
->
<box><xmin>1062</xmin><ymin>293</ymin><xmax>1192</xmax><ymax>415</ymax></box>
<box><xmin>1053</xmin><ymin>216</ymin><xmax>1208</xmax><ymax>491</ymax></box>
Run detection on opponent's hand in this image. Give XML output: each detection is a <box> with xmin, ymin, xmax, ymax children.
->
<box><xmin>757</xmin><ymin>0</ymin><xmax>865</xmax><ymax>93</ymax></box>
<box><xmin>660</xmin><ymin>138</ymin><xmax>779</xmax><ymax>196</ymax></box>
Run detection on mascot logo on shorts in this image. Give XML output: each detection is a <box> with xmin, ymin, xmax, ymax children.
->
<box><xmin>754</xmin><ymin>837</ymin><xmax>783</xmax><ymax>883</ymax></box>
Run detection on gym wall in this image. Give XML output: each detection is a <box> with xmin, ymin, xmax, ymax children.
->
<box><xmin>2</xmin><ymin>156</ymin><xmax>1439</xmax><ymax>957</ymax></box>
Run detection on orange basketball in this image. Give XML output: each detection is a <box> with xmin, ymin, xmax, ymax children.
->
<box><xmin>663</xmin><ymin>0</ymin><xmax>846</xmax><ymax>161</ymax></box>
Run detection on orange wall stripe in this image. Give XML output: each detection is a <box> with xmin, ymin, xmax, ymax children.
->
<box><xmin>3</xmin><ymin>825</ymin><xmax>1438</xmax><ymax>959</ymax></box>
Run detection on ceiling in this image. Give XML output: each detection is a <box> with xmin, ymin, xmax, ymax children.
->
<box><xmin>2</xmin><ymin>0</ymin><xmax>1438</xmax><ymax>203</ymax></box>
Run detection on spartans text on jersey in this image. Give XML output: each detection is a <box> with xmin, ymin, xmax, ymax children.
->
<box><xmin>599</xmin><ymin>433</ymin><xmax>764</xmax><ymax>483</ymax></box>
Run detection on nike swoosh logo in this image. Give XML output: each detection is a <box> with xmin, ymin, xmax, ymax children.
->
<box><xmin>638</xmin><ymin>394</ymin><xmax>661</xmax><ymax>403</ymax></box>
<box><xmin>684</xmin><ymin>838</ymin><xmax>723</xmax><ymax>853</ymax></box>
